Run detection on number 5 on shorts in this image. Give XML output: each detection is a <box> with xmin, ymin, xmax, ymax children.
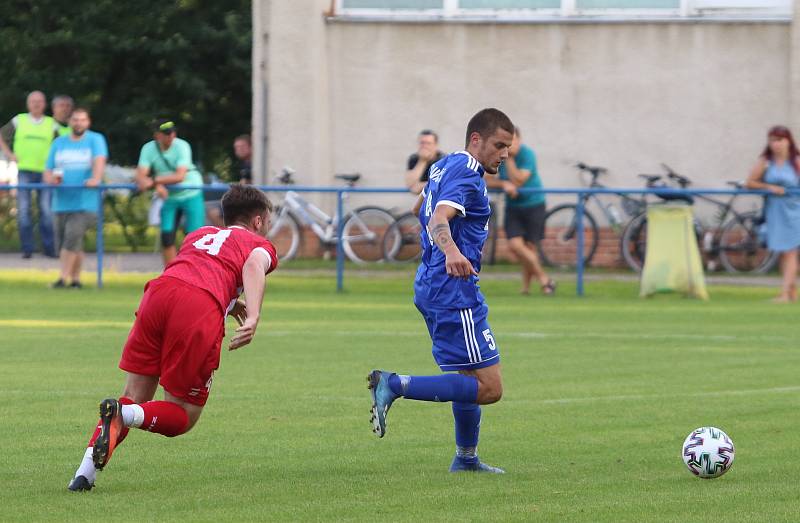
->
<box><xmin>193</xmin><ymin>229</ymin><xmax>232</xmax><ymax>256</ymax></box>
<box><xmin>482</xmin><ymin>329</ymin><xmax>496</xmax><ymax>351</ymax></box>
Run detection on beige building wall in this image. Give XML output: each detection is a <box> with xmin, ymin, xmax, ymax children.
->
<box><xmin>254</xmin><ymin>1</ymin><xmax>794</xmax><ymax>213</ymax></box>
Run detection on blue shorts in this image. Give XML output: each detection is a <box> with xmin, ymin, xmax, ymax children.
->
<box><xmin>414</xmin><ymin>300</ymin><xmax>500</xmax><ymax>371</ymax></box>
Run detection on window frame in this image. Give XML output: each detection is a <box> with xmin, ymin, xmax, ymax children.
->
<box><xmin>333</xmin><ymin>0</ymin><xmax>791</xmax><ymax>20</ymax></box>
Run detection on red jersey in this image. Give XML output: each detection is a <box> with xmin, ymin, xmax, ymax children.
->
<box><xmin>161</xmin><ymin>225</ymin><xmax>278</xmax><ymax>313</ymax></box>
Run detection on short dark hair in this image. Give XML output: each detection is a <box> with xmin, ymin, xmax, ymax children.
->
<box><xmin>222</xmin><ymin>184</ymin><xmax>273</xmax><ymax>226</ymax></box>
<box><xmin>419</xmin><ymin>129</ymin><xmax>438</xmax><ymax>143</ymax></box>
<box><xmin>52</xmin><ymin>94</ymin><xmax>74</xmax><ymax>105</ymax></box>
<box><xmin>464</xmin><ymin>108</ymin><xmax>514</xmax><ymax>147</ymax></box>
<box><xmin>71</xmin><ymin>107</ymin><xmax>90</xmax><ymax>118</ymax></box>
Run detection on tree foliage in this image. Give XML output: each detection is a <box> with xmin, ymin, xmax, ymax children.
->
<box><xmin>0</xmin><ymin>0</ymin><xmax>252</xmax><ymax>178</ymax></box>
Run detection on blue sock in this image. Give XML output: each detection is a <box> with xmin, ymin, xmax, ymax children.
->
<box><xmin>388</xmin><ymin>374</ymin><xmax>403</xmax><ymax>395</ymax></box>
<box><xmin>401</xmin><ymin>374</ymin><xmax>478</xmax><ymax>403</ymax></box>
<box><xmin>452</xmin><ymin>402</ymin><xmax>481</xmax><ymax>456</ymax></box>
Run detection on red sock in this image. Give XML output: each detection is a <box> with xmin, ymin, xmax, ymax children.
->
<box><xmin>140</xmin><ymin>401</ymin><xmax>189</xmax><ymax>437</ymax></box>
<box><xmin>116</xmin><ymin>396</ymin><xmax>134</xmax><ymax>445</ymax></box>
<box><xmin>87</xmin><ymin>396</ymin><xmax>134</xmax><ymax>448</ymax></box>
<box><xmin>87</xmin><ymin>421</ymin><xmax>102</xmax><ymax>448</ymax></box>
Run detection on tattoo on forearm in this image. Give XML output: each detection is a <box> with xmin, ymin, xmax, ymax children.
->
<box><xmin>431</xmin><ymin>223</ymin><xmax>453</xmax><ymax>250</ymax></box>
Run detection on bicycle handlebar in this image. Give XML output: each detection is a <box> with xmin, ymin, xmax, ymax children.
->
<box><xmin>637</xmin><ymin>174</ymin><xmax>663</xmax><ymax>185</ymax></box>
<box><xmin>575</xmin><ymin>162</ymin><xmax>608</xmax><ymax>176</ymax></box>
<box><xmin>275</xmin><ymin>168</ymin><xmax>366</xmax><ymax>187</ymax></box>
<box><xmin>274</xmin><ymin>167</ymin><xmax>296</xmax><ymax>185</ymax></box>
<box><xmin>661</xmin><ymin>163</ymin><xmax>692</xmax><ymax>187</ymax></box>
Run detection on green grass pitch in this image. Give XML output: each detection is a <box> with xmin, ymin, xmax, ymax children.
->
<box><xmin>1</xmin><ymin>269</ymin><xmax>798</xmax><ymax>522</ymax></box>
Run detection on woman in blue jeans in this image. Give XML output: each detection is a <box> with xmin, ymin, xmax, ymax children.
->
<box><xmin>746</xmin><ymin>125</ymin><xmax>800</xmax><ymax>303</ymax></box>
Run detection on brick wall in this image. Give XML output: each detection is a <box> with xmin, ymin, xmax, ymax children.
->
<box><xmin>492</xmin><ymin>227</ymin><xmax>625</xmax><ymax>269</ymax></box>
<box><xmin>287</xmin><ymin>225</ymin><xmax>627</xmax><ymax>268</ymax></box>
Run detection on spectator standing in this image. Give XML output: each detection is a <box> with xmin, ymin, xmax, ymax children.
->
<box><xmin>0</xmin><ymin>90</ymin><xmax>61</xmax><ymax>258</ymax></box>
<box><xmin>135</xmin><ymin>120</ymin><xmax>205</xmax><ymax>265</ymax></box>
<box><xmin>485</xmin><ymin>126</ymin><xmax>554</xmax><ymax>295</ymax></box>
<box><xmin>233</xmin><ymin>134</ymin><xmax>253</xmax><ymax>184</ymax></box>
<box><xmin>746</xmin><ymin>125</ymin><xmax>800</xmax><ymax>303</ymax></box>
<box><xmin>52</xmin><ymin>95</ymin><xmax>74</xmax><ymax>136</ymax></box>
<box><xmin>44</xmin><ymin>108</ymin><xmax>107</xmax><ymax>289</ymax></box>
<box><xmin>405</xmin><ymin>129</ymin><xmax>445</xmax><ymax>195</ymax></box>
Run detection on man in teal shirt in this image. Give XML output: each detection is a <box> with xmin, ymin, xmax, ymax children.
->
<box><xmin>135</xmin><ymin>120</ymin><xmax>205</xmax><ymax>265</ymax></box>
<box><xmin>486</xmin><ymin>127</ymin><xmax>555</xmax><ymax>295</ymax></box>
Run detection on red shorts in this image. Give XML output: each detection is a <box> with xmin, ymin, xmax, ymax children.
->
<box><xmin>120</xmin><ymin>276</ymin><xmax>225</xmax><ymax>406</ymax></box>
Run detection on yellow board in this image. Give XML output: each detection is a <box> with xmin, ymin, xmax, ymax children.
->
<box><xmin>640</xmin><ymin>204</ymin><xmax>709</xmax><ymax>300</ymax></box>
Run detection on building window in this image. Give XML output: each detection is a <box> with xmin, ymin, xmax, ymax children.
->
<box><xmin>335</xmin><ymin>0</ymin><xmax>790</xmax><ymax>18</ymax></box>
<box><xmin>575</xmin><ymin>0</ymin><xmax>679</xmax><ymax>8</ymax></box>
<box><xmin>459</xmin><ymin>0</ymin><xmax>560</xmax><ymax>7</ymax></box>
<box><xmin>342</xmin><ymin>0</ymin><xmax>443</xmax><ymax>7</ymax></box>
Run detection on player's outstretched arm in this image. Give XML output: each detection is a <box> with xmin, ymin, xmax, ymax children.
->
<box><xmin>229</xmin><ymin>249</ymin><xmax>272</xmax><ymax>350</ymax></box>
<box><xmin>429</xmin><ymin>205</ymin><xmax>478</xmax><ymax>280</ymax></box>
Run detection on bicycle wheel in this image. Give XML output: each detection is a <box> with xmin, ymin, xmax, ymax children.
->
<box><xmin>718</xmin><ymin>212</ymin><xmax>779</xmax><ymax>274</ymax></box>
<box><xmin>342</xmin><ymin>206</ymin><xmax>396</xmax><ymax>263</ymax></box>
<box><xmin>620</xmin><ymin>212</ymin><xmax>647</xmax><ymax>272</ymax></box>
<box><xmin>537</xmin><ymin>204</ymin><xmax>599</xmax><ymax>268</ymax></box>
<box><xmin>382</xmin><ymin>211</ymin><xmax>422</xmax><ymax>263</ymax></box>
<box><xmin>267</xmin><ymin>207</ymin><xmax>301</xmax><ymax>261</ymax></box>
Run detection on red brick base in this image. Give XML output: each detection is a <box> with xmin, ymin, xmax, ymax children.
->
<box><xmin>287</xmin><ymin>225</ymin><xmax>627</xmax><ymax>268</ymax></box>
<box><xmin>492</xmin><ymin>227</ymin><xmax>625</xmax><ymax>268</ymax></box>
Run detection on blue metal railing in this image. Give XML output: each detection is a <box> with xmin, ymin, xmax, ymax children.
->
<box><xmin>2</xmin><ymin>183</ymin><xmax>796</xmax><ymax>294</ymax></box>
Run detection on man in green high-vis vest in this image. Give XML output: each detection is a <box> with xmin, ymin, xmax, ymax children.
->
<box><xmin>52</xmin><ymin>94</ymin><xmax>74</xmax><ymax>137</ymax></box>
<box><xmin>0</xmin><ymin>90</ymin><xmax>62</xmax><ymax>258</ymax></box>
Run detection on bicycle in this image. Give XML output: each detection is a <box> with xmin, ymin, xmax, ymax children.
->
<box><xmin>538</xmin><ymin>163</ymin><xmax>653</xmax><ymax>268</ymax></box>
<box><xmin>619</xmin><ymin>165</ymin><xmax>778</xmax><ymax>273</ymax></box>
<box><xmin>382</xmin><ymin>209</ymin><xmax>422</xmax><ymax>263</ymax></box>
<box><xmin>382</xmin><ymin>193</ymin><xmax>502</xmax><ymax>264</ymax></box>
<box><xmin>266</xmin><ymin>168</ymin><xmax>396</xmax><ymax>263</ymax></box>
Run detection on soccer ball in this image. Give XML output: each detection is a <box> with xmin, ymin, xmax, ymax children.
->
<box><xmin>681</xmin><ymin>426</ymin><xmax>735</xmax><ymax>478</ymax></box>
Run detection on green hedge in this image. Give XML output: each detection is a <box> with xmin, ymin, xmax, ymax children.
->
<box><xmin>0</xmin><ymin>191</ymin><xmax>184</xmax><ymax>253</ymax></box>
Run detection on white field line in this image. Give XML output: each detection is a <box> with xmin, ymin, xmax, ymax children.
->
<box><xmin>262</xmin><ymin>330</ymin><xmax>796</xmax><ymax>343</ymax></box>
<box><xmin>2</xmin><ymin>385</ymin><xmax>798</xmax><ymax>404</ymax></box>
<box><xmin>535</xmin><ymin>385</ymin><xmax>800</xmax><ymax>405</ymax></box>
<box><xmin>3</xmin><ymin>320</ymin><xmax>794</xmax><ymax>343</ymax></box>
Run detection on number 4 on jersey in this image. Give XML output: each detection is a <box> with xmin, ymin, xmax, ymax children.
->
<box><xmin>193</xmin><ymin>229</ymin><xmax>232</xmax><ymax>256</ymax></box>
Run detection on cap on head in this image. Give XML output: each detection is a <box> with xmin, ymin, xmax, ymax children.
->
<box><xmin>153</xmin><ymin>119</ymin><xmax>177</xmax><ymax>134</ymax></box>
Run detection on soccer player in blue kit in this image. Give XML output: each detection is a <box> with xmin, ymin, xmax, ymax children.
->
<box><xmin>368</xmin><ymin>108</ymin><xmax>514</xmax><ymax>473</ymax></box>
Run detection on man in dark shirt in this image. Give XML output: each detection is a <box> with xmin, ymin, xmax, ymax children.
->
<box><xmin>404</xmin><ymin>129</ymin><xmax>445</xmax><ymax>195</ymax></box>
<box><xmin>233</xmin><ymin>134</ymin><xmax>253</xmax><ymax>184</ymax></box>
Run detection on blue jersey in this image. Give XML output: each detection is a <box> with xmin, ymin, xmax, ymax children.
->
<box><xmin>414</xmin><ymin>151</ymin><xmax>492</xmax><ymax>310</ymax></box>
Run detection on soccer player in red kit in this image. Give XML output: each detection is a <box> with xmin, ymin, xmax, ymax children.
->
<box><xmin>68</xmin><ymin>184</ymin><xmax>278</xmax><ymax>491</ymax></box>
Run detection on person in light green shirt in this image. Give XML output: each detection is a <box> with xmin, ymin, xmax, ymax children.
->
<box><xmin>135</xmin><ymin>120</ymin><xmax>205</xmax><ymax>265</ymax></box>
